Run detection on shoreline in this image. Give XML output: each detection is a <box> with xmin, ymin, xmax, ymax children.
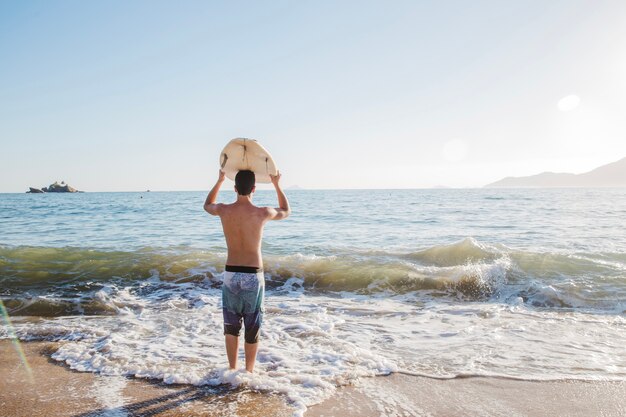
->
<box><xmin>307</xmin><ymin>373</ymin><xmax>626</xmax><ymax>417</ymax></box>
<box><xmin>2</xmin><ymin>340</ymin><xmax>625</xmax><ymax>417</ymax></box>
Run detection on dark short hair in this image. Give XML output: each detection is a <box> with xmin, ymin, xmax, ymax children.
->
<box><xmin>235</xmin><ymin>170</ymin><xmax>255</xmax><ymax>195</ymax></box>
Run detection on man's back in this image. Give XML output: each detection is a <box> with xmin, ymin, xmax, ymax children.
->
<box><xmin>218</xmin><ymin>201</ymin><xmax>268</xmax><ymax>268</ymax></box>
<box><xmin>205</xmin><ymin>170</ymin><xmax>291</xmax><ymax>268</ymax></box>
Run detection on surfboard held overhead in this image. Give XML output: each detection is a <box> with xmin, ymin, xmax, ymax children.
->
<box><xmin>219</xmin><ymin>138</ymin><xmax>278</xmax><ymax>184</ymax></box>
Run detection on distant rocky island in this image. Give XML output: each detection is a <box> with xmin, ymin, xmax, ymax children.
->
<box><xmin>27</xmin><ymin>181</ymin><xmax>82</xmax><ymax>193</ymax></box>
<box><xmin>485</xmin><ymin>157</ymin><xmax>626</xmax><ymax>188</ymax></box>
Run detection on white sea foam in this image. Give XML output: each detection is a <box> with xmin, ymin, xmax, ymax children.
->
<box><xmin>4</xmin><ymin>272</ymin><xmax>626</xmax><ymax>416</ymax></box>
<box><xmin>92</xmin><ymin>375</ymin><xmax>129</xmax><ymax>417</ymax></box>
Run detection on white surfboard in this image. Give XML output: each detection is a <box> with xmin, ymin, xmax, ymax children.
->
<box><xmin>219</xmin><ymin>138</ymin><xmax>278</xmax><ymax>184</ymax></box>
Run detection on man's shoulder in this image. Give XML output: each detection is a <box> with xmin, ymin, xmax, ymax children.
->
<box><xmin>221</xmin><ymin>203</ymin><xmax>269</xmax><ymax>215</ymax></box>
<box><xmin>249</xmin><ymin>205</ymin><xmax>275</xmax><ymax>219</ymax></box>
<box><xmin>255</xmin><ymin>205</ymin><xmax>274</xmax><ymax>216</ymax></box>
<box><xmin>212</xmin><ymin>202</ymin><xmax>232</xmax><ymax>215</ymax></box>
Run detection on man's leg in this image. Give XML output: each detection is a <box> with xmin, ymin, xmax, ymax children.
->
<box><xmin>242</xmin><ymin>309</ymin><xmax>262</xmax><ymax>373</ymax></box>
<box><xmin>222</xmin><ymin>305</ymin><xmax>243</xmax><ymax>370</ymax></box>
<box><xmin>244</xmin><ymin>342</ymin><xmax>258</xmax><ymax>372</ymax></box>
<box><xmin>225</xmin><ymin>334</ymin><xmax>239</xmax><ymax>369</ymax></box>
<box><xmin>242</xmin><ymin>274</ymin><xmax>264</xmax><ymax>373</ymax></box>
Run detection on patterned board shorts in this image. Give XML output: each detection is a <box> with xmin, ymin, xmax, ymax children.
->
<box><xmin>222</xmin><ymin>265</ymin><xmax>265</xmax><ymax>344</ymax></box>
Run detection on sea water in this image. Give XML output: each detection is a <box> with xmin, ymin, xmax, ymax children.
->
<box><xmin>1</xmin><ymin>189</ymin><xmax>625</xmax><ymax>415</ymax></box>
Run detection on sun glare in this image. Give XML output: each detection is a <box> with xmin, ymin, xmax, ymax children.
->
<box><xmin>442</xmin><ymin>139</ymin><xmax>469</xmax><ymax>162</ymax></box>
<box><xmin>557</xmin><ymin>94</ymin><xmax>581</xmax><ymax>112</ymax></box>
<box><xmin>0</xmin><ymin>300</ymin><xmax>34</xmax><ymax>383</ymax></box>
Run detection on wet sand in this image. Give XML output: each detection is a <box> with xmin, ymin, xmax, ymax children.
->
<box><xmin>1</xmin><ymin>340</ymin><xmax>625</xmax><ymax>417</ymax></box>
<box><xmin>307</xmin><ymin>374</ymin><xmax>626</xmax><ymax>417</ymax></box>
<box><xmin>0</xmin><ymin>340</ymin><xmax>295</xmax><ymax>417</ymax></box>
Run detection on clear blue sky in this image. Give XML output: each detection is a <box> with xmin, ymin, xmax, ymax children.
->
<box><xmin>1</xmin><ymin>0</ymin><xmax>625</xmax><ymax>192</ymax></box>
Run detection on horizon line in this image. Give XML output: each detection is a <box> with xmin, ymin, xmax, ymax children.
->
<box><xmin>5</xmin><ymin>186</ymin><xmax>626</xmax><ymax>194</ymax></box>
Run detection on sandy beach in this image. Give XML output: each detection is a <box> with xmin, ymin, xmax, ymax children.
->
<box><xmin>2</xmin><ymin>340</ymin><xmax>625</xmax><ymax>417</ymax></box>
<box><xmin>0</xmin><ymin>341</ymin><xmax>295</xmax><ymax>417</ymax></box>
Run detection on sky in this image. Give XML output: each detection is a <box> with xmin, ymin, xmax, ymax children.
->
<box><xmin>1</xmin><ymin>0</ymin><xmax>626</xmax><ymax>192</ymax></box>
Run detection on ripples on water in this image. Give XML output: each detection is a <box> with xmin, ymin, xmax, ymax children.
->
<box><xmin>2</xmin><ymin>188</ymin><xmax>626</xmax><ymax>252</ymax></box>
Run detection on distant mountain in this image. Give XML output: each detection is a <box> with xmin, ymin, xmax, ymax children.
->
<box><xmin>485</xmin><ymin>157</ymin><xmax>626</xmax><ymax>188</ymax></box>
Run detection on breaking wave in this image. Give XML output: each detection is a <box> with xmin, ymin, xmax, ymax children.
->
<box><xmin>1</xmin><ymin>238</ymin><xmax>625</xmax><ymax>316</ymax></box>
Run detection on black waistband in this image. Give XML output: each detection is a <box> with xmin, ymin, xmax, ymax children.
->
<box><xmin>225</xmin><ymin>265</ymin><xmax>263</xmax><ymax>273</ymax></box>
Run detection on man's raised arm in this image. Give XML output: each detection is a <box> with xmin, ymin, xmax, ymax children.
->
<box><xmin>267</xmin><ymin>171</ymin><xmax>291</xmax><ymax>220</ymax></box>
<box><xmin>203</xmin><ymin>170</ymin><xmax>225</xmax><ymax>216</ymax></box>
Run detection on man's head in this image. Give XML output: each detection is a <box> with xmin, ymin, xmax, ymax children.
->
<box><xmin>235</xmin><ymin>170</ymin><xmax>255</xmax><ymax>196</ymax></box>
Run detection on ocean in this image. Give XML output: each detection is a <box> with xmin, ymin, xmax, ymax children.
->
<box><xmin>1</xmin><ymin>188</ymin><xmax>625</xmax><ymax>415</ymax></box>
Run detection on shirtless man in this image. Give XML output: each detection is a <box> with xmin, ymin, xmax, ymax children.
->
<box><xmin>203</xmin><ymin>169</ymin><xmax>291</xmax><ymax>372</ymax></box>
